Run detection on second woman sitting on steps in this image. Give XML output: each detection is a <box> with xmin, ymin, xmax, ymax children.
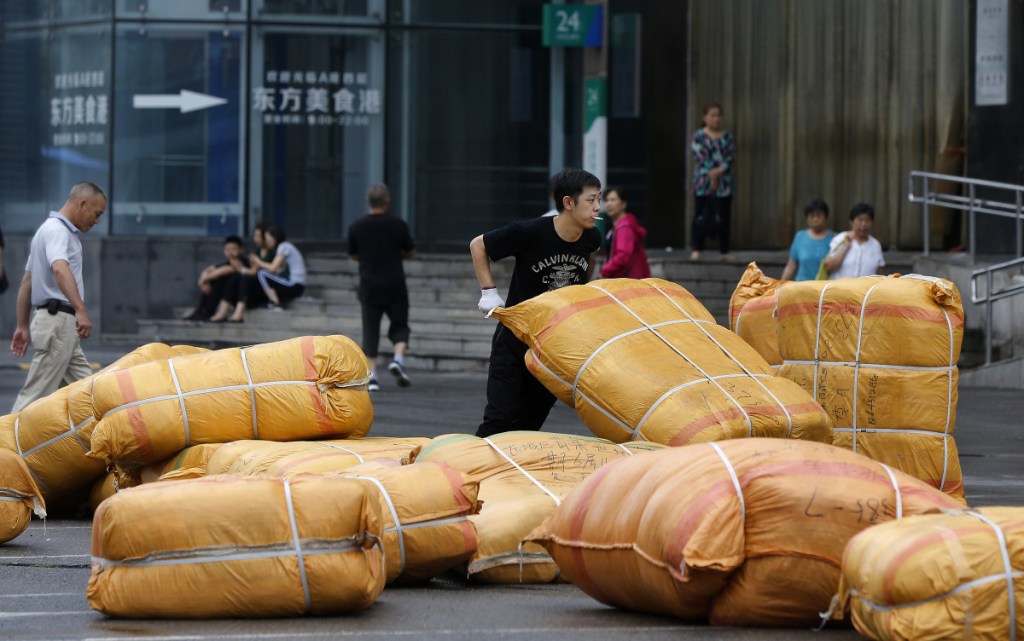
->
<box><xmin>209</xmin><ymin>224</ymin><xmax>306</xmax><ymax>323</ymax></box>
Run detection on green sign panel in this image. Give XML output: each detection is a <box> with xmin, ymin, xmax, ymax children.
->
<box><xmin>542</xmin><ymin>4</ymin><xmax>604</xmax><ymax>47</ymax></box>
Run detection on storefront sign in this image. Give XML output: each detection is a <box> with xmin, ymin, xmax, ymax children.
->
<box><xmin>583</xmin><ymin>77</ymin><xmax>606</xmax><ymax>187</ymax></box>
<box><xmin>252</xmin><ymin>69</ymin><xmax>381</xmax><ymax>126</ymax></box>
<box><xmin>49</xmin><ymin>70</ymin><xmax>107</xmax><ymax>147</ymax></box>
<box><xmin>975</xmin><ymin>0</ymin><xmax>1008</xmax><ymax>106</ymax></box>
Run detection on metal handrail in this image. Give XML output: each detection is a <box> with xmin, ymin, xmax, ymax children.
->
<box><xmin>908</xmin><ymin>170</ymin><xmax>1024</xmax><ymax>262</ymax></box>
<box><xmin>970</xmin><ymin>256</ymin><xmax>1024</xmax><ymax>365</ymax></box>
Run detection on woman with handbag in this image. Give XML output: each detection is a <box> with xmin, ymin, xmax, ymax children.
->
<box><xmin>689</xmin><ymin>102</ymin><xmax>736</xmax><ymax>262</ymax></box>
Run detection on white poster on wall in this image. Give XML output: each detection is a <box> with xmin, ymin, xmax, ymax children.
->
<box><xmin>975</xmin><ymin>0</ymin><xmax>1008</xmax><ymax>106</ymax></box>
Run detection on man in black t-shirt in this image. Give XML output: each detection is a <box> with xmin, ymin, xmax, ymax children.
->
<box><xmin>347</xmin><ymin>184</ymin><xmax>416</xmax><ymax>391</ymax></box>
<box><xmin>469</xmin><ymin>169</ymin><xmax>603</xmax><ymax>437</ymax></box>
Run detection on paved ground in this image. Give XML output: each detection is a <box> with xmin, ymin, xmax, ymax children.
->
<box><xmin>1</xmin><ymin>340</ymin><xmax>1021</xmax><ymax>641</ymax></box>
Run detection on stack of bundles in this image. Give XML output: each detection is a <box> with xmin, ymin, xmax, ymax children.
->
<box><xmin>336</xmin><ymin>460</ymin><xmax>481</xmax><ymax>584</ymax></box>
<box><xmin>88</xmin><ymin>443</ymin><xmax>226</xmax><ymax>511</ymax></box>
<box><xmin>204</xmin><ymin>437</ymin><xmax>427</xmax><ymax>477</ymax></box>
<box><xmin>526</xmin><ymin>439</ymin><xmax>963</xmax><ymax>627</ymax></box>
<box><xmin>415</xmin><ymin>431</ymin><xmax>664</xmax><ymax>583</ymax></box>
<box><xmin>0</xmin><ymin>448</ymin><xmax>45</xmax><ymax>543</ymax></box>
<box><xmin>88</xmin><ymin>335</ymin><xmax>374</xmax><ymax>467</ymax></box>
<box><xmin>87</xmin><ymin>474</ymin><xmax>386</xmax><ymax>618</ymax></box>
<box><xmin>0</xmin><ymin>343</ymin><xmax>206</xmax><ymax>506</ymax></box>
<box><xmin>492</xmin><ymin>278</ymin><xmax>832</xmax><ymax>446</ymax></box>
<box><xmin>728</xmin><ymin>262</ymin><xmax>785</xmax><ymax>367</ymax></box>
<box><xmin>830</xmin><ymin>506</ymin><xmax>1024</xmax><ymax>640</ymax></box>
<box><xmin>776</xmin><ymin>275</ymin><xmax>966</xmax><ymax>501</ymax></box>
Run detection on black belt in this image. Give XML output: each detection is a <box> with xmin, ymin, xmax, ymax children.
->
<box><xmin>37</xmin><ymin>299</ymin><xmax>76</xmax><ymax>316</ymax></box>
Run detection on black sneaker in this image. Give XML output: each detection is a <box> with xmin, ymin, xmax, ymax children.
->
<box><xmin>368</xmin><ymin>378</ymin><xmax>380</xmax><ymax>392</ymax></box>
<box><xmin>388</xmin><ymin>361</ymin><xmax>411</xmax><ymax>387</ymax></box>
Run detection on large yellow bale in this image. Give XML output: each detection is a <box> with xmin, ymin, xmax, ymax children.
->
<box><xmin>337</xmin><ymin>460</ymin><xmax>480</xmax><ymax>584</ymax></box>
<box><xmin>0</xmin><ymin>448</ymin><xmax>45</xmax><ymax>543</ymax></box>
<box><xmin>728</xmin><ymin>262</ymin><xmax>785</xmax><ymax>366</ymax></box>
<box><xmin>415</xmin><ymin>432</ymin><xmax>664</xmax><ymax>583</ymax></box>
<box><xmin>492</xmin><ymin>278</ymin><xmax>832</xmax><ymax>446</ymax></box>
<box><xmin>776</xmin><ymin>275</ymin><xmax>966</xmax><ymax>500</ymax></box>
<box><xmin>205</xmin><ymin>437</ymin><xmax>426</xmax><ymax>477</ymax></box>
<box><xmin>832</xmin><ymin>507</ymin><xmax>1024</xmax><ymax>640</ymax></box>
<box><xmin>87</xmin><ymin>474</ymin><xmax>385</xmax><ymax>618</ymax></box>
<box><xmin>89</xmin><ymin>336</ymin><xmax>374</xmax><ymax>466</ymax></box>
<box><xmin>526</xmin><ymin>438</ymin><xmax>964</xmax><ymax>626</ymax></box>
<box><xmin>0</xmin><ymin>344</ymin><xmax>205</xmax><ymax>503</ymax></box>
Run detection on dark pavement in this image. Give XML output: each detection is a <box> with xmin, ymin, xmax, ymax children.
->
<box><xmin>0</xmin><ymin>340</ymin><xmax>1020</xmax><ymax>641</ymax></box>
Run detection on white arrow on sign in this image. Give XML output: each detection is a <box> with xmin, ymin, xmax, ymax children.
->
<box><xmin>132</xmin><ymin>89</ymin><xmax>227</xmax><ymax>113</ymax></box>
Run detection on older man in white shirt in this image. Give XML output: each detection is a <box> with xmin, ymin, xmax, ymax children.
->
<box><xmin>10</xmin><ymin>182</ymin><xmax>106</xmax><ymax>412</ymax></box>
<box><xmin>824</xmin><ymin>202</ymin><xmax>886</xmax><ymax>280</ymax></box>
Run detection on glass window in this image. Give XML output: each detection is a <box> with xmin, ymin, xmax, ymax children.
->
<box><xmin>250</xmin><ymin>27</ymin><xmax>385</xmax><ymax>239</ymax></box>
<box><xmin>0</xmin><ymin>24</ymin><xmax>111</xmax><ymax>234</ymax></box>
<box><xmin>253</xmin><ymin>0</ymin><xmax>384</xmax><ymax>23</ymax></box>
<box><xmin>392</xmin><ymin>0</ymin><xmax>545</xmax><ymax>26</ymax></box>
<box><xmin>0</xmin><ymin>1</ymin><xmax>111</xmax><ymax>28</ymax></box>
<box><xmin>112</xmin><ymin>24</ymin><xmax>245</xmax><ymax>236</ymax></box>
<box><xmin>387</xmin><ymin>29</ymin><xmax>550</xmax><ymax>245</ymax></box>
<box><xmin>115</xmin><ymin>0</ymin><xmax>246</xmax><ymax>21</ymax></box>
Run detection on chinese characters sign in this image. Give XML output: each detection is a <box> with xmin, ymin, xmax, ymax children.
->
<box><xmin>252</xmin><ymin>70</ymin><xmax>381</xmax><ymax>126</ymax></box>
<box><xmin>50</xmin><ymin>70</ymin><xmax>108</xmax><ymax>146</ymax></box>
<box><xmin>975</xmin><ymin>0</ymin><xmax>1008</xmax><ymax>106</ymax></box>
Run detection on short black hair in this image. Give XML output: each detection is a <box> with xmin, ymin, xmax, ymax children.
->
<box><xmin>224</xmin><ymin>235</ymin><xmax>244</xmax><ymax>246</ymax></box>
<box><xmin>266</xmin><ymin>224</ymin><xmax>286</xmax><ymax>243</ymax></box>
<box><xmin>803</xmin><ymin>198</ymin><xmax>829</xmax><ymax>217</ymax></box>
<box><xmin>849</xmin><ymin>202</ymin><xmax>875</xmax><ymax>221</ymax></box>
<box><xmin>253</xmin><ymin>220</ymin><xmax>271</xmax><ymax>235</ymax></box>
<box><xmin>604</xmin><ymin>186</ymin><xmax>626</xmax><ymax>202</ymax></box>
<box><xmin>551</xmin><ymin>169</ymin><xmax>601</xmax><ymax>212</ymax></box>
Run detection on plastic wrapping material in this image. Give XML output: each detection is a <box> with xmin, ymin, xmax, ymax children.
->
<box><xmin>776</xmin><ymin>275</ymin><xmax>966</xmax><ymax>500</ymax></box>
<box><xmin>87</xmin><ymin>474</ymin><xmax>385</xmax><ymax>618</ymax></box>
<box><xmin>335</xmin><ymin>460</ymin><xmax>480</xmax><ymax>584</ymax></box>
<box><xmin>88</xmin><ymin>472</ymin><xmax>117</xmax><ymax>513</ymax></box>
<box><xmin>0</xmin><ymin>448</ymin><xmax>46</xmax><ymax>543</ymax></box>
<box><xmin>833</xmin><ymin>506</ymin><xmax>1024</xmax><ymax>640</ymax></box>
<box><xmin>89</xmin><ymin>336</ymin><xmax>374</xmax><ymax>466</ymax></box>
<box><xmin>0</xmin><ymin>343</ymin><xmax>206</xmax><ymax>503</ymax></box>
<box><xmin>205</xmin><ymin>437</ymin><xmax>427</xmax><ymax>478</ymax></box>
<box><xmin>728</xmin><ymin>262</ymin><xmax>785</xmax><ymax>366</ymax></box>
<box><xmin>492</xmin><ymin>278</ymin><xmax>832</xmax><ymax>446</ymax></box>
<box><xmin>526</xmin><ymin>439</ymin><xmax>964</xmax><ymax>626</ymax></box>
<box><xmin>415</xmin><ymin>432</ymin><xmax>664</xmax><ymax>583</ymax></box>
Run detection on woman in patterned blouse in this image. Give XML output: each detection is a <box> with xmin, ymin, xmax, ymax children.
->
<box><xmin>690</xmin><ymin>103</ymin><xmax>736</xmax><ymax>262</ymax></box>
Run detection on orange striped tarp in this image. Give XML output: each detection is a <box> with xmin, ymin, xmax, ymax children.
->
<box><xmin>833</xmin><ymin>506</ymin><xmax>1024</xmax><ymax>640</ymax></box>
<box><xmin>88</xmin><ymin>336</ymin><xmax>373</xmax><ymax>466</ymax></box>
<box><xmin>526</xmin><ymin>438</ymin><xmax>964</xmax><ymax>627</ymax></box>
<box><xmin>728</xmin><ymin>262</ymin><xmax>786</xmax><ymax>366</ymax></box>
<box><xmin>492</xmin><ymin>278</ymin><xmax>832</xmax><ymax>446</ymax></box>
<box><xmin>776</xmin><ymin>275</ymin><xmax>966</xmax><ymax>501</ymax></box>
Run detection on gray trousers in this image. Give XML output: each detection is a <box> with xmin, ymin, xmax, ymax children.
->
<box><xmin>11</xmin><ymin>309</ymin><xmax>92</xmax><ymax>413</ymax></box>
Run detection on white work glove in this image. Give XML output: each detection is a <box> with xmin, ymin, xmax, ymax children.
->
<box><xmin>478</xmin><ymin>287</ymin><xmax>505</xmax><ymax>316</ymax></box>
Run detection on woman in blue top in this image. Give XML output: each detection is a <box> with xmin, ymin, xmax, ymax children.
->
<box><xmin>781</xmin><ymin>199</ymin><xmax>835</xmax><ymax>281</ymax></box>
<box><xmin>690</xmin><ymin>102</ymin><xmax>736</xmax><ymax>262</ymax></box>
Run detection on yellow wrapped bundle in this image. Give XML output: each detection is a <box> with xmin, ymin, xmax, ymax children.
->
<box><xmin>87</xmin><ymin>474</ymin><xmax>385</xmax><ymax>618</ymax></box>
<box><xmin>526</xmin><ymin>439</ymin><xmax>964</xmax><ymax>627</ymax></box>
<box><xmin>88</xmin><ymin>472</ymin><xmax>118</xmax><ymax>513</ymax></box>
<box><xmin>337</xmin><ymin>460</ymin><xmax>480</xmax><ymax>584</ymax></box>
<box><xmin>0</xmin><ymin>343</ymin><xmax>206</xmax><ymax>503</ymax></box>
<box><xmin>492</xmin><ymin>278</ymin><xmax>831</xmax><ymax>446</ymax></box>
<box><xmin>89</xmin><ymin>336</ymin><xmax>374</xmax><ymax>466</ymax></box>
<box><xmin>415</xmin><ymin>432</ymin><xmax>664</xmax><ymax>583</ymax></box>
<box><xmin>776</xmin><ymin>275</ymin><xmax>966</xmax><ymax>500</ymax></box>
<box><xmin>0</xmin><ymin>448</ymin><xmax>46</xmax><ymax>543</ymax></box>
<box><xmin>728</xmin><ymin>262</ymin><xmax>785</xmax><ymax>367</ymax></box>
<box><xmin>832</xmin><ymin>507</ymin><xmax>1024</xmax><ymax>640</ymax></box>
<box><xmin>205</xmin><ymin>437</ymin><xmax>426</xmax><ymax>477</ymax></box>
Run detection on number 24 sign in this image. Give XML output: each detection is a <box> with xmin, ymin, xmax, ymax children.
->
<box><xmin>542</xmin><ymin>4</ymin><xmax>604</xmax><ymax>48</ymax></box>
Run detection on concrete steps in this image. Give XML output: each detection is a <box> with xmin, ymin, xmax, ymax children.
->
<box><xmin>124</xmin><ymin>249</ymin><xmax>917</xmax><ymax>372</ymax></box>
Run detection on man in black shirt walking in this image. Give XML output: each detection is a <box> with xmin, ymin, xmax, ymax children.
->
<box><xmin>469</xmin><ymin>169</ymin><xmax>602</xmax><ymax>436</ymax></box>
<box><xmin>347</xmin><ymin>184</ymin><xmax>416</xmax><ymax>391</ymax></box>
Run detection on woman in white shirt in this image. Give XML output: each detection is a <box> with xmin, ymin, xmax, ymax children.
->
<box><xmin>823</xmin><ymin>202</ymin><xmax>885</xmax><ymax>279</ymax></box>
